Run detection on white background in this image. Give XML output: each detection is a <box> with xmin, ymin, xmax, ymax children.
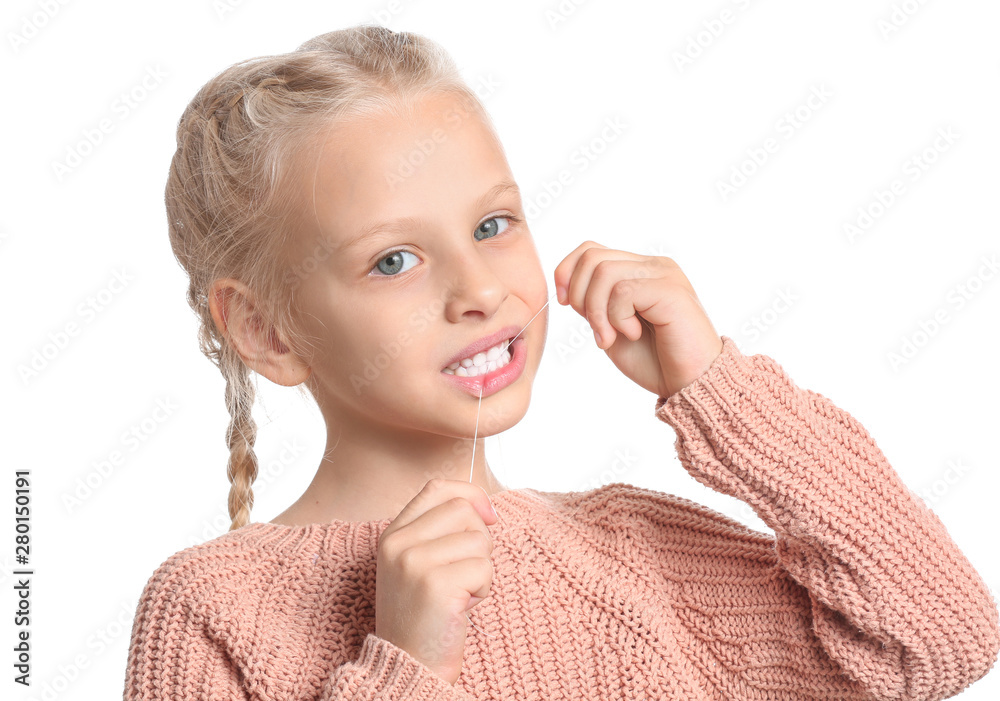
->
<box><xmin>3</xmin><ymin>0</ymin><xmax>999</xmax><ymax>698</ymax></box>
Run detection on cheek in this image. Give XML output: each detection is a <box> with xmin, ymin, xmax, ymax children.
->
<box><xmin>531</xmin><ymin>270</ymin><xmax>550</xmax><ymax>313</ymax></box>
<box><xmin>535</xmin><ymin>307</ymin><xmax>550</xmax><ymax>351</ymax></box>
<box><xmin>510</xmin><ymin>238</ymin><xmax>547</xmax><ymax>293</ymax></box>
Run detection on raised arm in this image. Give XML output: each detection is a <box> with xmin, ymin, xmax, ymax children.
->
<box><xmin>651</xmin><ymin>335</ymin><xmax>999</xmax><ymax>700</ymax></box>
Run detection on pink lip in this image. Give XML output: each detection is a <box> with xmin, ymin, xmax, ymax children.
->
<box><xmin>441</xmin><ymin>336</ymin><xmax>526</xmax><ymax>398</ymax></box>
<box><xmin>441</xmin><ymin>324</ymin><xmax>522</xmax><ymax>371</ymax></box>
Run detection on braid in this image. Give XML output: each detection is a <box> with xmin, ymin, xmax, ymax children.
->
<box><xmin>223</xmin><ymin>343</ymin><xmax>259</xmax><ymax>531</ymax></box>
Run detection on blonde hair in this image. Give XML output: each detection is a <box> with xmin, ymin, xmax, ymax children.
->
<box><xmin>165</xmin><ymin>25</ymin><xmax>496</xmax><ymax>531</ymax></box>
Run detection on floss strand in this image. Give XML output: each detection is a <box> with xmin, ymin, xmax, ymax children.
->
<box><xmin>464</xmin><ymin>290</ymin><xmax>557</xmax><ymax>638</ymax></box>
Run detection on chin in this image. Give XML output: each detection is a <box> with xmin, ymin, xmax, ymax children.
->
<box><xmin>480</xmin><ymin>383</ymin><xmax>532</xmax><ymax>437</ymax></box>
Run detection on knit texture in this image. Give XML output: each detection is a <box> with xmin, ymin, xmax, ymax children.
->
<box><xmin>123</xmin><ymin>335</ymin><xmax>999</xmax><ymax>700</ymax></box>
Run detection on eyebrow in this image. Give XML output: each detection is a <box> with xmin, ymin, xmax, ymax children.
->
<box><xmin>339</xmin><ymin>179</ymin><xmax>521</xmax><ymax>253</ymax></box>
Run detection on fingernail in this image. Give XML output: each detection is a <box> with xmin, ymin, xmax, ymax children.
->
<box><xmin>556</xmin><ymin>285</ymin><xmax>566</xmax><ymax>304</ymax></box>
<box><xmin>593</xmin><ymin>328</ymin><xmax>602</xmax><ymax>347</ymax></box>
<box><xmin>489</xmin><ymin>498</ymin><xmax>497</xmax><ymax>518</ymax></box>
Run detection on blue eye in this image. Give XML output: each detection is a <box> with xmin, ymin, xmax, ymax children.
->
<box><xmin>474</xmin><ymin>215</ymin><xmax>510</xmax><ymax>241</ymax></box>
<box><xmin>372</xmin><ymin>249</ymin><xmax>419</xmax><ymax>277</ymax></box>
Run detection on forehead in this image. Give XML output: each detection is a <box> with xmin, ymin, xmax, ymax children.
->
<box><xmin>301</xmin><ymin>91</ymin><xmax>510</xmax><ymax>235</ymax></box>
<box><xmin>319</xmin><ymin>92</ymin><xmax>497</xmax><ymax>177</ymax></box>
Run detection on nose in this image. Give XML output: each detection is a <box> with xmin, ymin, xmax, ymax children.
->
<box><xmin>441</xmin><ymin>244</ymin><xmax>508</xmax><ymax>324</ymax></box>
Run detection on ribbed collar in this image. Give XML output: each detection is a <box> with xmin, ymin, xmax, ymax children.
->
<box><xmin>231</xmin><ymin>487</ymin><xmax>561</xmax><ymax>558</ymax></box>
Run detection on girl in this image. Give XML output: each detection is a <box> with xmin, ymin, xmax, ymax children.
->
<box><xmin>124</xmin><ymin>25</ymin><xmax>998</xmax><ymax>700</ymax></box>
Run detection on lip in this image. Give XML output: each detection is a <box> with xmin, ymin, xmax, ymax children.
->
<box><xmin>441</xmin><ymin>324</ymin><xmax>522</xmax><ymax>370</ymax></box>
<box><xmin>441</xmin><ymin>336</ymin><xmax>526</xmax><ymax>398</ymax></box>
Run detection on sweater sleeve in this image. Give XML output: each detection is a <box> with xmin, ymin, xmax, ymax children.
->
<box><xmin>123</xmin><ymin>555</ymin><xmax>471</xmax><ymax>701</ymax></box>
<box><xmin>650</xmin><ymin>335</ymin><xmax>1000</xmax><ymax>701</ymax></box>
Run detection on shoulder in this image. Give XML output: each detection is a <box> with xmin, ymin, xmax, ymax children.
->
<box><xmin>546</xmin><ymin>481</ymin><xmax>756</xmax><ymax>530</ymax></box>
<box><xmin>544</xmin><ymin>482</ymin><xmax>776</xmax><ymax>559</ymax></box>
<box><xmin>125</xmin><ymin>527</ymin><xmax>331</xmax><ymax>696</ymax></box>
<box><xmin>132</xmin><ymin>526</ymin><xmax>279</xmax><ymax>618</ymax></box>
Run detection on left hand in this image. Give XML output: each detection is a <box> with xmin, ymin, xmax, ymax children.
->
<box><xmin>553</xmin><ymin>241</ymin><xmax>725</xmax><ymax>399</ymax></box>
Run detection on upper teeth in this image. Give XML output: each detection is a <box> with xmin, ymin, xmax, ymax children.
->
<box><xmin>443</xmin><ymin>339</ymin><xmax>513</xmax><ymax>377</ymax></box>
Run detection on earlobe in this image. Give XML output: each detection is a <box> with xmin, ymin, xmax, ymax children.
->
<box><xmin>263</xmin><ymin>326</ymin><xmax>312</xmax><ymax>387</ymax></box>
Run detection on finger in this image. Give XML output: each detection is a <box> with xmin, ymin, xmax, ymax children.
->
<box><xmin>387</xmin><ymin>496</ymin><xmax>493</xmax><ymax>557</ymax></box>
<box><xmin>583</xmin><ymin>258</ymin><xmax>657</xmax><ymax>349</ymax></box>
<box><xmin>552</xmin><ymin>240</ymin><xmax>607</xmax><ymax>305</ymax></box>
<box><xmin>386</xmin><ymin>479</ymin><xmax>496</xmax><ymax>537</ymax></box>
<box><xmin>562</xmin><ymin>246</ymin><xmax>645</xmax><ymax>322</ymax></box>
<box><xmin>608</xmin><ymin>274</ymin><xmax>699</xmax><ymax>347</ymax></box>
<box><xmin>435</xmin><ymin>557</ymin><xmax>494</xmax><ymax>606</ymax></box>
<box><xmin>567</xmin><ymin>251</ymin><xmax>647</xmax><ymax>341</ymax></box>
<box><xmin>403</xmin><ymin>530</ymin><xmax>494</xmax><ymax>571</ymax></box>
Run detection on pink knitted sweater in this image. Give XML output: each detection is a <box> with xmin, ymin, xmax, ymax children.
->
<box><xmin>124</xmin><ymin>335</ymin><xmax>999</xmax><ymax>700</ymax></box>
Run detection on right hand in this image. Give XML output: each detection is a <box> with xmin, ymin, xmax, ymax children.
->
<box><xmin>374</xmin><ymin>478</ymin><xmax>498</xmax><ymax>685</ymax></box>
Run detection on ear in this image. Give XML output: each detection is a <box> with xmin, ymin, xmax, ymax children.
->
<box><xmin>207</xmin><ymin>278</ymin><xmax>311</xmax><ymax>387</ymax></box>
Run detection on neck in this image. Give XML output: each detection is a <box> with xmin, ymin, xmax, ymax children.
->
<box><xmin>277</xmin><ymin>415</ymin><xmax>505</xmax><ymax>526</ymax></box>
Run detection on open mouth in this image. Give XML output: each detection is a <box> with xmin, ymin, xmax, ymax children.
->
<box><xmin>442</xmin><ymin>337</ymin><xmax>515</xmax><ymax>377</ymax></box>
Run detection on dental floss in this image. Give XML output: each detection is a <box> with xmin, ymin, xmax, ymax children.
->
<box><xmin>464</xmin><ymin>291</ymin><xmax>558</xmax><ymax>639</ymax></box>
<box><xmin>464</xmin><ymin>378</ymin><xmax>498</xmax><ymax>639</ymax></box>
